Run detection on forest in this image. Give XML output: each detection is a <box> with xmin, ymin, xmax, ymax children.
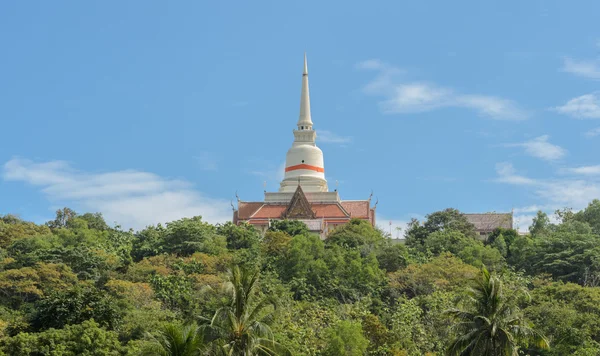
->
<box><xmin>1</xmin><ymin>201</ymin><xmax>600</xmax><ymax>355</ymax></box>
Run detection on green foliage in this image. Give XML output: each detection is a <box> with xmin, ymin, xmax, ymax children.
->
<box><xmin>132</xmin><ymin>225</ymin><xmax>166</xmax><ymax>261</ymax></box>
<box><xmin>5</xmin><ymin>223</ymin><xmax>131</xmax><ymax>280</ymax></box>
<box><xmin>388</xmin><ymin>253</ymin><xmax>479</xmax><ymax>298</ymax></box>
<box><xmin>491</xmin><ymin>234</ymin><xmax>507</xmax><ymax>257</ymax></box>
<box><xmin>206</xmin><ymin>265</ymin><xmax>290</xmax><ymax>356</ymax></box>
<box><xmin>161</xmin><ymin>217</ymin><xmax>227</xmax><ymax>257</ymax></box>
<box><xmin>141</xmin><ymin>323</ymin><xmax>205</xmax><ymax>356</ymax></box>
<box><xmin>411</xmin><ymin>228</ymin><xmax>506</xmax><ymax>270</ymax></box>
<box><xmin>423</xmin><ymin>230</ymin><xmax>474</xmax><ymax>255</ymax></box>
<box><xmin>80</xmin><ymin>212</ymin><xmax>111</xmax><ymax>231</ymax></box>
<box><xmin>487</xmin><ymin>227</ymin><xmax>518</xmax><ymax>256</ymax></box>
<box><xmin>456</xmin><ymin>243</ymin><xmax>505</xmax><ymax>271</ymax></box>
<box><xmin>525</xmin><ymin>282</ymin><xmax>600</xmax><ymax>355</ymax></box>
<box><xmin>30</xmin><ymin>285</ymin><xmax>124</xmax><ymax>331</ymax></box>
<box><xmin>276</xmin><ymin>233</ymin><xmax>385</xmax><ymax>302</ymax></box>
<box><xmin>512</xmin><ymin>230</ymin><xmax>600</xmax><ymax>285</ymax></box>
<box><xmin>216</xmin><ymin>222</ymin><xmax>261</xmax><ymax>250</ymax></box>
<box><xmin>405</xmin><ymin>208</ymin><xmax>476</xmax><ymax>247</ymax></box>
<box><xmin>150</xmin><ymin>274</ymin><xmax>195</xmax><ymax>314</ymax></box>
<box><xmin>2</xmin><ymin>204</ymin><xmax>600</xmax><ymax>355</ymax></box>
<box><xmin>326</xmin><ymin>218</ymin><xmax>385</xmax><ymax>250</ymax></box>
<box><xmin>0</xmin><ymin>319</ymin><xmax>124</xmax><ymax>355</ymax></box>
<box><xmin>375</xmin><ymin>243</ymin><xmax>409</xmax><ymax>273</ymax></box>
<box><xmin>45</xmin><ymin>207</ymin><xmax>78</xmax><ymax>229</ymax></box>
<box><xmin>0</xmin><ymin>263</ymin><xmax>77</xmax><ymax>308</ymax></box>
<box><xmin>446</xmin><ymin>268</ymin><xmax>549</xmax><ymax>355</ymax></box>
<box><xmin>574</xmin><ymin>199</ymin><xmax>600</xmax><ymax>235</ymax></box>
<box><xmin>0</xmin><ymin>215</ymin><xmax>50</xmax><ymax>248</ymax></box>
<box><xmin>261</xmin><ymin>231</ymin><xmax>292</xmax><ymax>257</ymax></box>
<box><xmin>530</xmin><ymin>210</ymin><xmax>551</xmax><ymax>237</ymax></box>
<box><xmin>323</xmin><ymin>320</ymin><xmax>368</xmax><ymax>356</ymax></box>
<box><xmin>132</xmin><ymin>217</ymin><xmax>228</xmax><ymax>260</ymax></box>
<box><xmin>268</xmin><ymin>220</ymin><xmax>310</xmax><ymax>237</ymax></box>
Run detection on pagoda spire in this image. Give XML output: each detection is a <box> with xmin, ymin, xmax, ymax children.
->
<box><xmin>297</xmin><ymin>53</ymin><xmax>313</xmax><ymax>129</ymax></box>
<box><xmin>279</xmin><ymin>53</ymin><xmax>327</xmax><ymax>193</ymax></box>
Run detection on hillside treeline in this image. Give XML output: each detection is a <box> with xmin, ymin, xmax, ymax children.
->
<box><xmin>0</xmin><ymin>201</ymin><xmax>600</xmax><ymax>355</ymax></box>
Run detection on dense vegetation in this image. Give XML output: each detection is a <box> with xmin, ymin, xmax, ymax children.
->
<box><xmin>1</xmin><ymin>201</ymin><xmax>600</xmax><ymax>355</ymax></box>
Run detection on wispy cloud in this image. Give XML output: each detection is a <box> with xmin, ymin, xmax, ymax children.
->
<box><xmin>2</xmin><ymin>158</ymin><xmax>232</xmax><ymax>230</ymax></box>
<box><xmin>563</xmin><ymin>165</ymin><xmax>600</xmax><ymax>176</ymax></box>
<box><xmin>494</xmin><ymin>162</ymin><xmax>537</xmax><ymax>185</ymax></box>
<box><xmin>562</xmin><ymin>57</ymin><xmax>600</xmax><ymax>80</ymax></box>
<box><xmin>584</xmin><ymin>127</ymin><xmax>600</xmax><ymax>138</ymax></box>
<box><xmin>502</xmin><ymin>135</ymin><xmax>566</xmax><ymax>161</ymax></box>
<box><xmin>494</xmin><ymin>162</ymin><xmax>600</xmax><ymax>212</ymax></box>
<box><xmin>194</xmin><ymin>151</ymin><xmax>218</xmax><ymax>171</ymax></box>
<box><xmin>317</xmin><ymin>130</ymin><xmax>352</xmax><ymax>145</ymax></box>
<box><xmin>358</xmin><ymin>59</ymin><xmax>530</xmax><ymax>120</ymax></box>
<box><xmin>553</xmin><ymin>92</ymin><xmax>600</xmax><ymax>119</ymax></box>
<box><xmin>512</xmin><ymin>205</ymin><xmax>556</xmax><ymax>214</ymax></box>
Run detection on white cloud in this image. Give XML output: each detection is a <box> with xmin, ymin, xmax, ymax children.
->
<box><xmin>381</xmin><ymin>82</ymin><xmax>453</xmax><ymax>113</ymax></box>
<box><xmin>554</xmin><ymin>92</ymin><xmax>600</xmax><ymax>119</ymax></box>
<box><xmin>536</xmin><ymin>180</ymin><xmax>600</xmax><ymax>208</ymax></box>
<box><xmin>317</xmin><ymin>130</ymin><xmax>352</xmax><ymax>144</ymax></box>
<box><xmin>456</xmin><ymin>95</ymin><xmax>527</xmax><ymax>119</ymax></box>
<box><xmin>512</xmin><ymin>205</ymin><xmax>555</xmax><ymax>214</ymax></box>
<box><xmin>494</xmin><ymin>162</ymin><xmax>600</xmax><ymax>214</ymax></box>
<box><xmin>584</xmin><ymin>127</ymin><xmax>600</xmax><ymax>138</ymax></box>
<box><xmin>494</xmin><ymin>162</ymin><xmax>538</xmax><ymax>185</ymax></box>
<box><xmin>563</xmin><ymin>57</ymin><xmax>600</xmax><ymax>80</ymax></box>
<box><xmin>2</xmin><ymin>158</ymin><xmax>232</xmax><ymax>230</ymax></box>
<box><xmin>356</xmin><ymin>59</ymin><xmax>386</xmax><ymax>70</ymax></box>
<box><xmin>358</xmin><ymin>59</ymin><xmax>529</xmax><ymax>120</ymax></box>
<box><xmin>194</xmin><ymin>151</ymin><xmax>218</xmax><ymax>171</ymax></box>
<box><xmin>494</xmin><ymin>163</ymin><xmax>600</xmax><ymax>231</ymax></box>
<box><xmin>503</xmin><ymin>135</ymin><xmax>567</xmax><ymax>161</ymax></box>
<box><xmin>564</xmin><ymin>165</ymin><xmax>600</xmax><ymax>175</ymax></box>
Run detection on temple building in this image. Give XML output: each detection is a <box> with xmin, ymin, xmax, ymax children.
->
<box><xmin>233</xmin><ymin>54</ymin><xmax>376</xmax><ymax>238</ymax></box>
<box><xmin>464</xmin><ymin>212</ymin><xmax>514</xmax><ymax>240</ymax></box>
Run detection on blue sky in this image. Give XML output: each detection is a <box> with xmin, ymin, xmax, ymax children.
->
<box><xmin>1</xmin><ymin>1</ymin><xmax>600</xmax><ymax>233</ymax></box>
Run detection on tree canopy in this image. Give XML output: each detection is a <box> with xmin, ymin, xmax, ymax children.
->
<box><xmin>1</xmin><ymin>203</ymin><xmax>600</xmax><ymax>355</ymax></box>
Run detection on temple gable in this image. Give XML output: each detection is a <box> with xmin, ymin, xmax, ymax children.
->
<box><xmin>282</xmin><ymin>186</ymin><xmax>315</xmax><ymax>219</ymax></box>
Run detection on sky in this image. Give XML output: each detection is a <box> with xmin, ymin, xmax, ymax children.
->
<box><xmin>1</xmin><ymin>1</ymin><xmax>600</xmax><ymax>234</ymax></box>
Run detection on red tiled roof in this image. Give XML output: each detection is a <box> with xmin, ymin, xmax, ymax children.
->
<box><xmin>341</xmin><ymin>201</ymin><xmax>370</xmax><ymax>218</ymax></box>
<box><xmin>237</xmin><ymin>200</ymin><xmax>372</xmax><ymax>221</ymax></box>
<box><xmin>237</xmin><ymin>202</ymin><xmax>264</xmax><ymax>219</ymax></box>
<box><xmin>251</xmin><ymin>204</ymin><xmax>287</xmax><ymax>218</ymax></box>
<box><xmin>312</xmin><ymin>204</ymin><xmax>349</xmax><ymax>218</ymax></box>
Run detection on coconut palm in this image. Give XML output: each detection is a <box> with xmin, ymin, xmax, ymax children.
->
<box><xmin>446</xmin><ymin>268</ymin><xmax>549</xmax><ymax>356</ymax></box>
<box><xmin>206</xmin><ymin>265</ymin><xmax>290</xmax><ymax>356</ymax></box>
<box><xmin>142</xmin><ymin>323</ymin><xmax>206</xmax><ymax>356</ymax></box>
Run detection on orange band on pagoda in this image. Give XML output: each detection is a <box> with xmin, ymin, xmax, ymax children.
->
<box><xmin>285</xmin><ymin>164</ymin><xmax>324</xmax><ymax>173</ymax></box>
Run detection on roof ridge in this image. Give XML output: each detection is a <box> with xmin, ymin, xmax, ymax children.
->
<box><xmin>463</xmin><ymin>212</ymin><xmax>512</xmax><ymax>215</ymax></box>
<box><xmin>248</xmin><ymin>203</ymin><xmax>266</xmax><ymax>219</ymax></box>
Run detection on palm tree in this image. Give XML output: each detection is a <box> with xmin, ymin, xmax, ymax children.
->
<box><xmin>446</xmin><ymin>268</ymin><xmax>549</xmax><ymax>356</ymax></box>
<box><xmin>142</xmin><ymin>323</ymin><xmax>206</xmax><ymax>356</ymax></box>
<box><xmin>206</xmin><ymin>265</ymin><xmax>290</xmax><ymax>356</ymax></box>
